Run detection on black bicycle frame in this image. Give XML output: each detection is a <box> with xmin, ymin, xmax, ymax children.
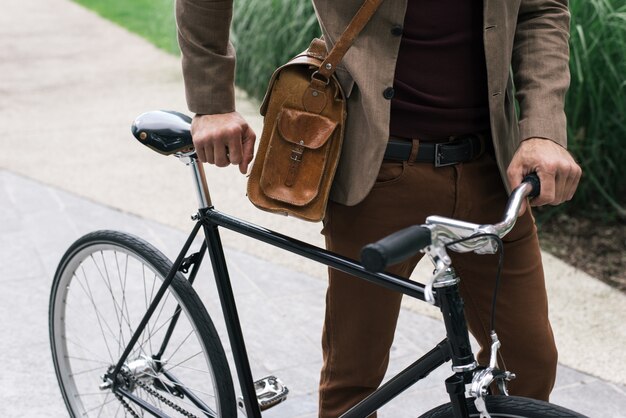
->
<box><xmin>111</xmin><ymin>205</ymin><xmax>477</xmax><ymax>418</ymax></box>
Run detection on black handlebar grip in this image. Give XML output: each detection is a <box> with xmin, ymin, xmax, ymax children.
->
<box><xmin>361</xmin><ymin>226</ymin><xmax>432</xmax><ymax>273</ymax></box>
<box><xmin>523</xmin><ymin>173</ymin><xmax>541</xmax><ymax>198</ymax></box>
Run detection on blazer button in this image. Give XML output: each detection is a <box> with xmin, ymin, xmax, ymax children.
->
<box><xmin>391</xmin><ymin>25</ymin><xmax>403</xmax><ymax>36</ymax></box>
<box><xmin>383</xmin><ymin>87</ymin><xmax>395</xmax><ymax>100</ymax></box>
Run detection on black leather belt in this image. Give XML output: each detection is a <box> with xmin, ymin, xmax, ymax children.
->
<box><xmin>384</xmin><ymin>135</ymin><xmax>486</xmax><ymax>167</ymax></box>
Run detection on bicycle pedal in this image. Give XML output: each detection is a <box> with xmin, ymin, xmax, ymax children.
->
<box><xmin>237</xmin><ymin>376</ymin><xmax>289</xmax><ymax>413</ymax></box>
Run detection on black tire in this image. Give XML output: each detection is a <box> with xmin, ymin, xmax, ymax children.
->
<box><xmin>419</xmin><ymin>395</ymin><xmax>588</xmax><ymax>418</ymax></box>
<box><xmin>49</xmin><ymin>230</ymin><xmax>237</xmax><ymax>417</ymax></box>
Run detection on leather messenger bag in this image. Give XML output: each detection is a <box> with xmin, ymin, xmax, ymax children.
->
<box><xmin>247</xmin><ymin>0</ymin><xmax>384</xmax><ymax>222</ymax></box>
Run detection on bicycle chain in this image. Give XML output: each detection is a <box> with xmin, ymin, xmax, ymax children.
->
<box><xmin>114</xmin><ymin>369</ymin><xmax>199</xmax><ymax>418</ymax></box>
<box><xmin>114</xmin><ymin>389</ymin><xmax>141</xmax><ymax>418</ymax></box>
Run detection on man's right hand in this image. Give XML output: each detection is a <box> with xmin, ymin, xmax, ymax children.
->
<box><xmin>191</xmin><ymin>112</ymin><xmax>256</xmax><ymax>174</ymax></box>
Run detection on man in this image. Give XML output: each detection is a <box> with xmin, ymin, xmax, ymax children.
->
<box><xmin>175</xmin><ymin>0</ymin><xmax>582</xmax><ymax>416</ymax></box>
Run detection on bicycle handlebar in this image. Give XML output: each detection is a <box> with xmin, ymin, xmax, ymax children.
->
<box><xmin>360</xmin><ymin>174</ymin><xmax>540</xmax><ymax>273</ymax></box>
<box><xmin>361</xmin><ymin>226</ymin><xmax>432</xmax><ymax>273</ymax></box>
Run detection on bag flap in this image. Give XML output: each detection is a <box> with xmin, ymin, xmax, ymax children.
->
<box><xmin>277</xmin><ymin>108</ymin><xmax>337</xmax><ymax>149</ymax></box>
<box><xmin>260</xmin><ymin>39</ymin><xmax>327</xmax><ymax>116</ymax></box>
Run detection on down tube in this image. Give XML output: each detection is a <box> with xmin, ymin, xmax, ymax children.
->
<box><xmin>201</xmin><ymin>208</ymin><xmax>430</xmax><ymax>303</ymax></box>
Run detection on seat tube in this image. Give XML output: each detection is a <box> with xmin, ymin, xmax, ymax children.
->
<box><xmin>201</xmin><ymin>217</ymin><xmax>262</xmax><ymax>418</ymax></box>
<box><xmin>435</xmin><ymin>269</ymin><xmax>477</xmax><ymax>373</ymax></box>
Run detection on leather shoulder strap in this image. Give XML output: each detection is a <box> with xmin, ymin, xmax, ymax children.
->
<box><xmin>313</xmin><ymin>0</ymin><xmax>385</xmax><ymax>85</ymax></box>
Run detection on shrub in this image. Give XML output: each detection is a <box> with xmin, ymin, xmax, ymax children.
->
<box><xmin>565</xmin><ymin>0</ymin><xmax>626</xmax><ymax>220</ymax></box>
<box><xmin>231</xmin><ymin>0</ymin><xmax>321</xmax><ymax>100</ymax></box>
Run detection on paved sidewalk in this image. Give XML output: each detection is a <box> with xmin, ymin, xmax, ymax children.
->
<box><xmin>0</xmin><ymin>0</ymin><xmax>625</xmax><ymax>416</ymax></box>
<box><xmin>1</xmin><ymin>170</ymin><xmax>625</xmax><ymax>418</ymax></box>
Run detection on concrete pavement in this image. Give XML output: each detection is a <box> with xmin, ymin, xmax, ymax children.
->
<box><xmin>0</xmin><ymin>0</ymin><xmax>625</xmax><ymax>416</ymax></box>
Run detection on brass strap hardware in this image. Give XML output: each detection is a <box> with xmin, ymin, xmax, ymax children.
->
<box><xmin>285</xmin><ymin>141</ymin><xmax>305</xmax><ymax>187</ymax></box>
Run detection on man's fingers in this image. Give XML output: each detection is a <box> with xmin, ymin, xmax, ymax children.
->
<box><xmin>195</xmin><ymin>146</ymin><xmax>208</xmax><ymax>163</ymax></box>
<box><xmin>531</xmin><ymin>170</ymin><xmax>556</xmax><ymax>207</ymax></box>
<box><xmin>556</xmin><ymin>170</ymin><xmax>580</xmax><ymax>204</ymax></box>
<box><xmin>213</xmin><ymin>143</ymin><xmax>230</xmax><ymax>167</ymax></box>
<box><xmin>506</xmin><ymin>165</ymin><xmax>523</xmax><ymax>192</ymax></box>
<box><xmin>227</xmin><ymin>133</ymin><xmax>244</xmax><ymax>166</ymax></box>
<box><xmin>191</xmin><ymin>112</ymin><xmax>256</xmax><ymax>173</ymax></box>
<box><xmin>204</xmin><ymin>146</ymin><xmax>215</xmax><ymax>165</ymax></box>
<box><xmin>239</xmin><ymin>126</ymin><xmax>256</xmax><ymax>174</ymax></box>
<box><xmin>508</xmin><ymin>138</ymin><xmax>582</xmax><ymax>208</ymax></box>
<box><xmin>565</xmin><ymin>170</ymin><xmax>581</xmax><ymax>201</ymax></box>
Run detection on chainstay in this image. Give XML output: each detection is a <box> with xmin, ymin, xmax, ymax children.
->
<box><xmin>115</xmin><ymin>369</ymin><xmax>200</xmax><ymax>418</ymax></box>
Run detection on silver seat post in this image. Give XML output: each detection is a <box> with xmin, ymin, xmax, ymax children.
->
<box><xmin>177</xmin><ymin>152</ymin><xmax>212</xmax><ymax>210</ymax></box>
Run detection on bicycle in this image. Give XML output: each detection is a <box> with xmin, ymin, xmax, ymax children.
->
<box><xmin>49</xmin><ymin>110</ymin><xmax>587</xmax><ymax>418</ymax></box>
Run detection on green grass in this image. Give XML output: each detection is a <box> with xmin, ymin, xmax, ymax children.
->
<box><xmin>72</xmin><ymin>0</ymin><xmax>625</xmax><ymax>221</ymax></box>
<box><xmin>72</xmin><ymin>0</ymin><xmax>179</xmax><ymax>55</ymax></box>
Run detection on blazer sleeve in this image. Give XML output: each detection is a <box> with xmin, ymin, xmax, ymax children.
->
<box><xmin>176</xmin><ymin>0</ymin><xmax>236</xmax><ymax>114</ymax></box>
<box><xmin>512</xmin><ymin>0</ymin><xmax>571</xmax><ymax>147</ymax></box>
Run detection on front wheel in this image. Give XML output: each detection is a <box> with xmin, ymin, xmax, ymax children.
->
<box><xmin>419</xmin><ymin>395</ymin><xmax>588</xmax><ymax>418</ymax></box>
<box><xmin>49</xmin><ymin>230</ymin><xmax>237</xmax><ymax>417</ymax></box>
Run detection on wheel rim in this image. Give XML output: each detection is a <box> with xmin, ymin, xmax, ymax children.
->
<box><xmin>51</xmin><ymin>243</ymin><xmax>223</xmax><ymax>417</ymax></box>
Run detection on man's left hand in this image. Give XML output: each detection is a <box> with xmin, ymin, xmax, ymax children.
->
<box><xmin>507</xmin><ymin>138</ymin><xmax>582</xmax><ymax>212</ymax></box>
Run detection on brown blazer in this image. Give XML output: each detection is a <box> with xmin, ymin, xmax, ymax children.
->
<box><xmin>176</xmin><ymin>0</ymin><xmax>571</xmax><ymax>206</ymax></box>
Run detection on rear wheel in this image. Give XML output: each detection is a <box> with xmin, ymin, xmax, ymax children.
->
<box><xmin>49</xmin><ymin>230</ymin><xmax>237</xmax><ymax>417</ymax></box>
<box><xmin>419</xmin><ymin>395</ymin><xmax>587</xmax><ymax>417</ymax></box>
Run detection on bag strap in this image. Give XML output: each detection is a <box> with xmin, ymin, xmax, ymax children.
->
<box><xmin>311</xmin><ymin>0</ymin><xmax>385</xmax><ymax>88</ymax></box>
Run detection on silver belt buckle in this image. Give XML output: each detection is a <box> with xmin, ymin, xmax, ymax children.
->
<box><xmin>434</xmin><ymin>143</ymin><xmax>456</xmax><ymax>168</ymax></box>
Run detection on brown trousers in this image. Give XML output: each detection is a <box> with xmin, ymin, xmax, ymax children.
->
<box><xmin>318</xmin><ymin>149</ymin><xmax>557</xmax><ymax>417</ymax></box>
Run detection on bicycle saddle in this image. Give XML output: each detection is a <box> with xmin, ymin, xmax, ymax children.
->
<box><xmin>131</xmin><ymin>110</ymin><xmax>194</xmax><ymax>155</ymax></box>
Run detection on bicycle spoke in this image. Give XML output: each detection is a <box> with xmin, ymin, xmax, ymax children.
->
<box><xmin>163</xmin><ymin>350</ymin><xmax>203</xmax><ymax>373</ymax></box>
<box><xmin>70</xmin><ymin>365</ymin><xmax>109</xmax><ymax>377</ymax></box>
<box><xmin>96</xmin><ymin>252</ymin><xmax>128</xmax><ymax>355</ymax></box>
<box><xmin>64</xmin><ymin>326</ymin><xmax>111</xmax><ymax>364</ymax></box>
<box><xmin>136</xmin><ymin>269</ymin><xmax>163</xmax><ymax>360</ymax></box>
<box><xmin>141</xmin><ymin>307</ymin><xmax>189</xmax><ymax>351</ymax></box>
<box><xmin>66</xmin><ymin>294</ymin><xmax>123</xmax><ymax>352</ymax></box>
<box><xmin>91</xmin><ymin>252</ymin><xmax>147</xmax><ymax>357</ymax></box>
<box><xmin>79</xmin><ymin>394</ymin><xmax>117</xmax><ymax>415</ymax></box>
<box><xmin>96</xmin><ymin>392</ymin><xmax>110</xmax><ymax>418</ymax></box>
<box><xmin>163</xmin><ymin>363</ymin><xmax>212</xmax><ymax>375</ymax></box>
<box><xmin>91</xmin><ymin>252</ymin><xmax>155</xmax><ymax>362</ymax></box>
<box><xmin>115</xmin><ymin>252</ymin><xmax>135</xmax><ymax>359</ymax></box>
<box><xmin>65</xmin><ymin>355</ymin><xmax>111</xmax><ymax>366</ymax></box>
<box><xmin>148</xmin><ymin>289</ymin><xmax>174</xmax><ymax>348</ymax></box>
<box><xmin>76</xmin><ymin>268</ymin><xmax>117</xmax><ymax>364</ymax></box>
<box><xmin>161</xmin><ymin>329</ymin><xmax>194</xmax><ymax>363</ymax></box>
<box><xmin>51</xmin><ymin>234</ymin><xmax>233</xmax><ymax>417</ymax></box>
<box><xmin>112</xmin><ymin>401</ymin><xmax>122</xmax><ymax>418</ymax></box>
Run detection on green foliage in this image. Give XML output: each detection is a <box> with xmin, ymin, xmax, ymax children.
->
<box><xmin>72</xmin><ymin>0</ymin><xmax>179</xmax><ymax>55</ymax></box>
<box><xmin>231</xmin><ymin>0</ymin><xmax>321</xmax><ymax>100</ymax></box>
<box><xmin>565</xmin><ymin>0</ymin><xmax>626</xmax><ymax>220</ymax></box>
